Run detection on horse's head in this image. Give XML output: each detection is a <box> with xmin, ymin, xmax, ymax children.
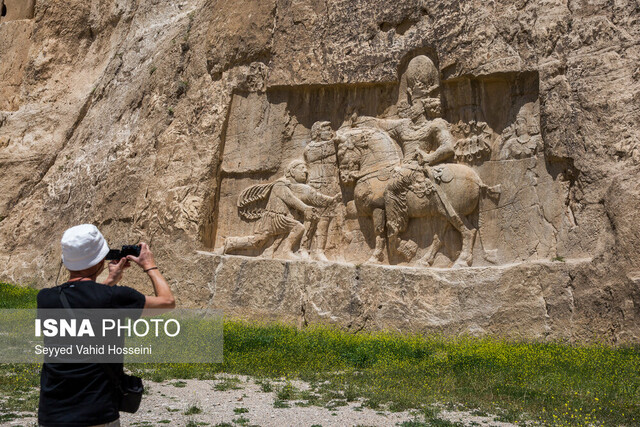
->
<box><xmin>335</xmin><ymin>129</ymin><xmax>367</xmax><ymax>185</ymax></box>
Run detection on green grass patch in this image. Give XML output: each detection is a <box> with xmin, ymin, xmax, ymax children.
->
<box><xmin>232</xmin><ymin>416</ymin><xmax>250</xmax><ymax>425</ymax></box>
<box><xmin>256</xmin><ymin>378</ymin><xmax>273</xmax><ymax>392</ymax></box>
<box><xmin>184</xmin><ymin>404</ymin><xmax>202</xmax><ymax>415</ymax></box>
<box><xmin>1</xmin><ymin>282</ymin><xmax>639</xmax><ymax>425</ymax></box>
<box><xmin>0</xmin><ymin>282</ymin><xmax>38</xmax><ymax>308</ymax></box>
<box><xmin>214</xmin><ymin>376</ymin><xmax>242</xmax><ymax>391</ymax></box>
<box><xmin>273</xmin><ymin>399</ymin><xmax>290</xmax><ymax>408</ymax></box>
<box><xmin>276</xmin><ymin>382</ymin><xmax>298</xmax><ymax>400</ymax></box>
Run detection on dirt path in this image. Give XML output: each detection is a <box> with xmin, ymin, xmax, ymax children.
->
<box><xmin>3</xmin><ymin>376</ymin><xmax>522</xmax><ymax>426</ymax></box>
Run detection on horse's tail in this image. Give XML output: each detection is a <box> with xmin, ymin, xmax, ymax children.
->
<box><xmin>477</xmin><ymin>180</ymin><xmax>501</xmax><ymax>264</ymax></box>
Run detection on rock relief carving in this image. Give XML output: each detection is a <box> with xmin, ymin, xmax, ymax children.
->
<box><xmin>212</xmin><ymin>53</ymin><xmax>563</xmax><ymax>267</ymax></box>
<box><xmin>452</xmin><ymin>120</ymin><xmax>492</xmax><ymax>164</ymax></box>
<box><xmin>302</xmin><ymin>121</ymin><xmax>342</xmax><ymax>261</ymax></box>
<box><xmin>335</xmin><ymin>56</ymin><xmax>501</xmax><ymax>267</ymax></box>
<box><xmin>219</xmin><ymin>159</ymin><xmax>340</xmax><ymax>260</ymax></box>
<box><xmin>499</xmin><ymin>102</ymin><xmax>542</xmax><ymax>160</ymax></box>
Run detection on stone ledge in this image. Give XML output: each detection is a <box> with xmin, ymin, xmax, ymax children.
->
<box><xmin>196</xmin><ymin>252</ymin><xmax>602</xmax><ymax>341</ymax></box>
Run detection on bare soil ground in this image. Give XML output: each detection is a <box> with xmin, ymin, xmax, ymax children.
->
<box><xmin>2</xmin><ymin>375</ymin><xmax>521</xmax><ymax>426</ymax></box>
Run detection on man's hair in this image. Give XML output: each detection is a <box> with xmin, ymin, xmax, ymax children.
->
<box><xmin>285</xmin><ymin>159</ymin><xmax>306</xmax><ymax>179</ymax></box>
<box><xmin>310</xmin><ymin>121</ymin><xmax>331</xmax><ymax>141</ymax></box>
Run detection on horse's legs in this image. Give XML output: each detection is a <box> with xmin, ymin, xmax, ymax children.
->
<box><xmin>388</xmin><ymin>233</ymin><xmax>399</xmax><ymax>261</ymax></box>
<box><xmin>368</xmin><ymin>208</ymin><xmax>386</xmax><ymax>263</ymax></box>
<box><xmin>450</xmin><ymin>214</ymin><xmax>476</xmax><ymax>268</ymax></box>
<box><xmin>418</xmin><ymin>225</ymin><xmax>448</xmax><ymax>266</ymax></box>
<box><xmin>389</xmin><ymin>232</ymin><xmax>418</xmax><ymax>262</ymax></box>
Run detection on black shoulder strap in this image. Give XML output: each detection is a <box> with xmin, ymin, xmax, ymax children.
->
<box><xmin>57</xmin><ymin>285</ymin><xmax>75</xmax><ymax>317</ymax></box>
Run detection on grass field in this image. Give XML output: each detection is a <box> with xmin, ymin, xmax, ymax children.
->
<box><xmin>1</xmin><ymin>282</ymin><xmax>639</xmax><ymax>426</ymax></box>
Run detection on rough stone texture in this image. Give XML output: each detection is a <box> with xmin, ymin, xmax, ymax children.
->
<box><xmin>200</xmin><ymin>253</ymin><xmax>637</xmax><ymax>342</ymax></box>
<box><xmin>0</xmin><ymin>20</ymin><xmax>33</xmax><ymax>111</ymax></box>
<box><xmin>0</xmin><ymin>0</ymin><xmax>638</xmax><ymax>342</ymax></box>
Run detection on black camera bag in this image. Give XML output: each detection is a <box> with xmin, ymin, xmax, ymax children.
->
<box><xmin>101</xmin><ymin>363</ymin><xmax>144</xmax><ymax>413</ymax></box>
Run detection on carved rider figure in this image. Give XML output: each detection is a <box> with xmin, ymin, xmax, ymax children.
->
<box><xmin>221</xmin><ymin>159</ymin><xmax>340</xmax><ymax>260</ymax></box>
<box><xmin>354</xmin><ymin>55</ymin><xmax>455</xmax><ymax>167</ymax></box>
<box><xmin>354</xmin><ymin>56</ymin><xmax>467</xmax><ymax>255</ymax></box>
<box><xmin>301</xmin><ymin>121</ymin><xmax>341</xmax><ymax>261</ymax></box>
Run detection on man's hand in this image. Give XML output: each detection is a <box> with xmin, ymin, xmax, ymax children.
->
<box><xmin>126</xmin><ymin>242</ymin><xmax>176</xmax><ymax>312</ymax></box>
<box><xmin>104</xmin><ymin>257</ymin><xmax>130</xmax><ymax>286</ymax></box>
<box><xmin>332</xmin><ymin>193</ymin><xmax>342</xmax><ymax>204</ymax></box>
<box><xmin>127</xmin><ymin>242</ymin><xmax>156</xmax><ymax>271</ymax></box>
<box><xmin>304</xmin><ymin>207</ymin><xmax>319</xmax><ymax>222</ymax></box>
<box><xmin>414</xmin><ymin>149</ymin><xmax>435</xmax><ymax>166</ymax></box>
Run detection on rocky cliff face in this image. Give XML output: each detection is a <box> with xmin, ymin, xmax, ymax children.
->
<box><xmin>0</xmin><ymin>0</ymin><xmax>638</xmax><ymax>342</ymax></box>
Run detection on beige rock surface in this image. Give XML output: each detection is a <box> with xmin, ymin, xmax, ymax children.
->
<box><xmin>0</xmin><ymin>0</ymin><xmax>638</xmax><ymax>342</ymax></box>
<box><xmin>199</xmin><ymin>253</ymin><xmax>635</xmax><ymax>342</ymax></box>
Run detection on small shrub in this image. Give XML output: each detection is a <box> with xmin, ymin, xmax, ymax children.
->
<box><xmin>232</xmin><ymin>416</ymin><xmax>250</xmax><ymax>426</ymax></box>
<box><xmin>214</xmin><ymin>377</ymin><xmax>242</xmax><ymax>391</ymax></box>
<box><xmin>184</xmin><ymin>404</ymin><xmax>202</xmax><ymax>415</ymax></box>
<box><xmin>273</xmin><ymin>399</ymin><xmax>290</xmax><ymax>408</ymax></box>
<box><xmin>276</xmin><ymin>382</ymin><xmax>297</xmax><ymax>400</ymax></box>
<box><xmin>256</xmin><ymin>379</ymin><xmax>273</xmax><ymax>392</ymax></box>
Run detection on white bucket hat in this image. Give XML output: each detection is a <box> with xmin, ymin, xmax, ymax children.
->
<box><xmin>61</xmin><ymin>224</ymin><xmax>110</xmax><ymax>271</ymax></box>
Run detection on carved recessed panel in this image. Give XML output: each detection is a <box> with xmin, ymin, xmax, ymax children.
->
<box><xmin>208</xmin><ymin>57</ymin><xmax>567</xmax><ymax>268</ymax></box>
<box><xmin>0</xmin><ymin>0</ymin><xmax>36</xmax><ymax>23</ymax></box>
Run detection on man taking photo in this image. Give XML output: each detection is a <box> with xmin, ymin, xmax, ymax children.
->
<box><xmin>37</xmin><ymin>224</ymin><xmax>175</xmax><ymax>427</ymax></box>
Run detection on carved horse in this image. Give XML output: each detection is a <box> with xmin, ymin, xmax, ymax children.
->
<box><xmin>335</xmin><ymin>125</ymin><xmax>499</xmax><ymax>267</ymax></box>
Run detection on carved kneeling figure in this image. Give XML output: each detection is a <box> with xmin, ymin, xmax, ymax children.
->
<box><xmin>221</xmin><ymin>160</ymin><xmax>340</xmax><ymax>260</ymax></box>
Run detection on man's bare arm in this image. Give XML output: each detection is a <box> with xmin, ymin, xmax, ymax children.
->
<box><xmin>277</xmin><ymin>182</ymin><xmax>312</xmax><ymax>213</ymax></box>
<box><xmin>417</xmin><ymin>119</ymin><xmax>455</xmax><ymax>165</ymax></box>
<box><xmin>430</xmin><ymin>120</ymin><xmax>455</xmax><ymax>164</ymax></box>
<box><xmin>126</xmin><ymin>242</ymin><xmax>175</xmax><ymax>310</ymax></box>
<box><xmin>355</xmin><ymin>116</ymin><xmax>406</xmax><ymax>140</ymax></box>
<box><xmin>104</xmin><ymin>257</ymin><xmax>130</xmax><ymax>286</ymax></box>
<box><xmin>307</xmin><ymin>187</ymin><xmax>339</xmax><ymax>207</ymax></box>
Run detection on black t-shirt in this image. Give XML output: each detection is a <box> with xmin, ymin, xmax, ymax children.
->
<box><xmin>37</xmin><ymin>281</ymin><xmax>146</xmax><ymax>427</ymax></box>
